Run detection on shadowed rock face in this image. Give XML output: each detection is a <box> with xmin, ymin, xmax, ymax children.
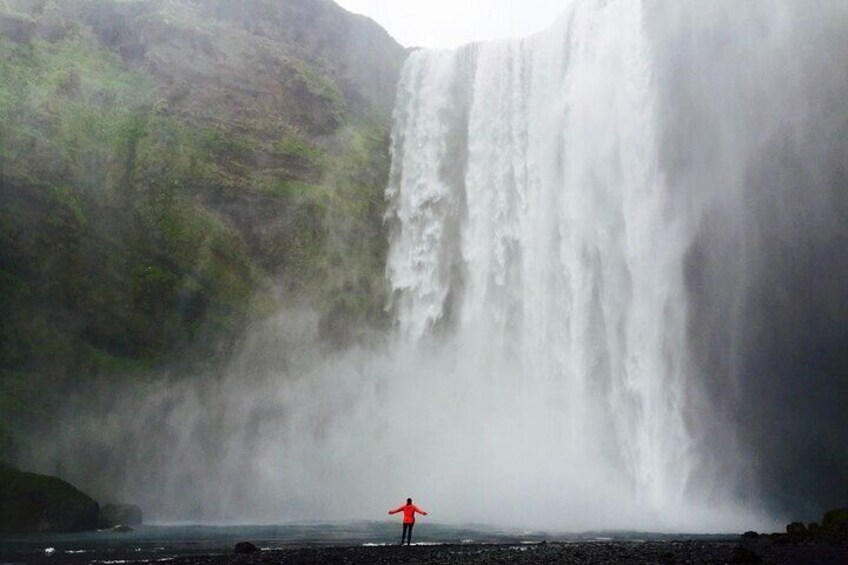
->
<box><xmin>0</xmin><ymin>463</ymin><xmax>99</xmax><ymax>532</ymax></box>
<box><xmin>646</xmin><ymin>1</ymin><xmax>848</xmax><ymax>518</ymax></box>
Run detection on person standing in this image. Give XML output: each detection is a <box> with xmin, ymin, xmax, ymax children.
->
<box><xmin>388</xmin><ymin>498</ymin><xmax>428</xmax><ymax>545</ymax></box>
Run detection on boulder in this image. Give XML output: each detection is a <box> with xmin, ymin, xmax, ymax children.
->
<box><xmin>0</xmin><ymin>463</ymin><xmax>99</xmax><ymax>532</ymax></box>
<box><xmin>99</xmin><ymin>503</ymin><xmax>143</xmax><ymax>528</ymax></box>
<box><xmin>741</xmin><ymin>531</ymin><xmax>759</xmax><ymax>539</ymax></box>
<box><xmin>822</xmin><ymin>508</ymin><xmax>848</xmax><ymax>534</ymax></box>
<box><xmin>234</xmin><ymin>541</ymin><xmax>259</xmax><ymax>554</ymax></box>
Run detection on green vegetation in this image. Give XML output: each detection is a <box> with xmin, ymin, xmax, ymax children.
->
<box><xmin>0</xmin><ymin>23</ymin><xmax>268</xmax><ymax>457</ymax></box>
<box><xmin>273</xmin><ymin>133</ymin><xmax>327</xmax><ymax>172</ymax></box>
<box><xmin>0</xmin><ymin>30</ymin><xmax>263</xmax><ymax>371</ymax></box>
<box><xmin>314</xmin><ymin>123</ymin><xmax>393</xmax><ymax>343</ymax></box>
<box><xmin>0</xmin><ymin>0</ymin><xmax>405</xmax><ymax>460</ymax></box>
<box><xmin>292</xmin><ymin>60</ymin><xmax>347</xmax><ymax>125</ymax></box>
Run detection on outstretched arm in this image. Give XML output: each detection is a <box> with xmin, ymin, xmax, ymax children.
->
<box><xmin>413</xmin><ymin>505</ymin><xmax>428</xmax><ymax>516</ymax></box>
<box><xmin>388</xmin><ymin>505</ymin><xmax>404</xmax><ymax>515</ymax></box>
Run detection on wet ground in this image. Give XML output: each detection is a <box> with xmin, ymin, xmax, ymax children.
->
<box><xmin>3</xmin><ymin>524</ymin><xmax>846</xmax><ymax>564</ymax></box>
<box><xmin>160</xmin><ymin>539</ymin><xmax>848</xmax><ymax>565</ymax></box>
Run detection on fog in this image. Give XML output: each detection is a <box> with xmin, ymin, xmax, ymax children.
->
<box><xmin>17</xmin><ymin>0</ymin><xmax>848</xmax><ymax>533</ymax></box>
<box><xmin>335</xmin><ymin>0</ymin><xmax>570</xmax><ymax>48</ymax></box>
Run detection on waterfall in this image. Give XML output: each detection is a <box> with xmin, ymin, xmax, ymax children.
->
<box><xmin>379</xmin><ymin>0</ymin><xmax>846</xmax><ymax>529</ymax></box>
<box><xmin>386</xmin><ymin>0</ymin><xmax>697</xmax><ymax>524</ymax></box>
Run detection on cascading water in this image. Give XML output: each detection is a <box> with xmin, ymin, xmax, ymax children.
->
<box><xmin>369</xmin><ymin>0</ymin><xmax>844</xmax><ymax>529</ymax></box>
<box><xmin>26</xmin><ymin>0</ymin><xmax>847</xmax><ymax>533</ymax></box>
<box><xmin>386</xmin><ymin>1</ymin><xmax>695</xmax><ymax>521</ymax></box>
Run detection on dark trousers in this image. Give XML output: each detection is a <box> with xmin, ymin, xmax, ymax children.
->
<box><xmin>401</xmin><ymin>522</ymin><xmax>414</xmax><ymax>545</ymax></box>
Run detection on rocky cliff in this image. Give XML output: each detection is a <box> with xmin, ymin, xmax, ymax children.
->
<box><xmin>0</xmin><ymin>0</ymin><xmax>407</xmax><ymax>459</ymax></box>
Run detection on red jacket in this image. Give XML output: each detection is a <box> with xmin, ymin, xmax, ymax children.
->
<box><xmin>389</xmin><ymin>503</ymin><xmax>427</xmax><ymax>524</ymax></box>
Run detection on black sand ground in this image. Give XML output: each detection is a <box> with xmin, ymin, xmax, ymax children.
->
<box><xmin>164</xmin><ymin>539</ymin><xmax>847</xmax><ymax>565</ymax></box>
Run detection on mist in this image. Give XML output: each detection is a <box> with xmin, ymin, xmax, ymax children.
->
<box><xmin>12</xmin><ymin>0</ymin><xmax>848</xmax><ymax>534</ymax></box>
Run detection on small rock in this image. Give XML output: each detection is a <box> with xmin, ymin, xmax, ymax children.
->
<box><xmin>728</xmin><ymin>545</ymin><xmax>762</xmax><ymax>564</ymax></box>
<box><xmin>234</xmin><ymin>541</ymin><xmax>259</xmax><ymax>554</ymax></box>
<box><xmin>110</xmin><ymin>524</ymin><xmax>133</xmax><ymax>532</ymax></box>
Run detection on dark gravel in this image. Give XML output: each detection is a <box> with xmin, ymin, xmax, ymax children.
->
<box><xmin>158</xmin><ymin>539</ymin><xmax>848</xmax><ymax>565</ymax></box>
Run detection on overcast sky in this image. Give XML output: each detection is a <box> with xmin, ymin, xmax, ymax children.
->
<box><xmin>334</xmin><ymin>0</ymin><xmax>568</xmax><ymax>49</ymax></box>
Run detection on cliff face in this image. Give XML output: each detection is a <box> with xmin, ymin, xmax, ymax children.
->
<box><xmin>0</xmin><ymin>0</ymin><xmax>407</xmax><ymax>457</ymax></box>
<box><xmin>78</xmin><ymin>0</ymin><xmax>404</xmax><ymax>125</ymax></box>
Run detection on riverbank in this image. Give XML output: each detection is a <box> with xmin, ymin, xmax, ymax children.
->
<box><xmin>4</xmin><ymin>539</ymin><xmax>848</xmax><ymax>564</ymax></box>
<box><xmin>3</xmin><ymin>522</ymin><xmax>846</xmax><ymax>564</ymax></box>
<box><xmin>139</xmin><ymin>539</ymin><xmax>848</xmax><ymax>565</ymax></box>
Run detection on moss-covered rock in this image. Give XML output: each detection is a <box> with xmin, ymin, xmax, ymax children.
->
<box><xmin>0</xmin><ymin>462</ymin><xmax>99</xmax><ymax>532</ymax></box>
<box><xmin>0</xmin><ymin>0</ymin><xmax>406</xmax><ymax>461</ymax></box>
<box><xmin>0</xmin><ymin>0</ymin><xmax>406</xmax><ymax>367</ymax></box>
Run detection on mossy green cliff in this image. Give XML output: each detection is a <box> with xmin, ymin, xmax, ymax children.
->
<box><xmin>0</xmin><ymin>0</ymin><xmax>407</xmax><ymax>460</ymax></box>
